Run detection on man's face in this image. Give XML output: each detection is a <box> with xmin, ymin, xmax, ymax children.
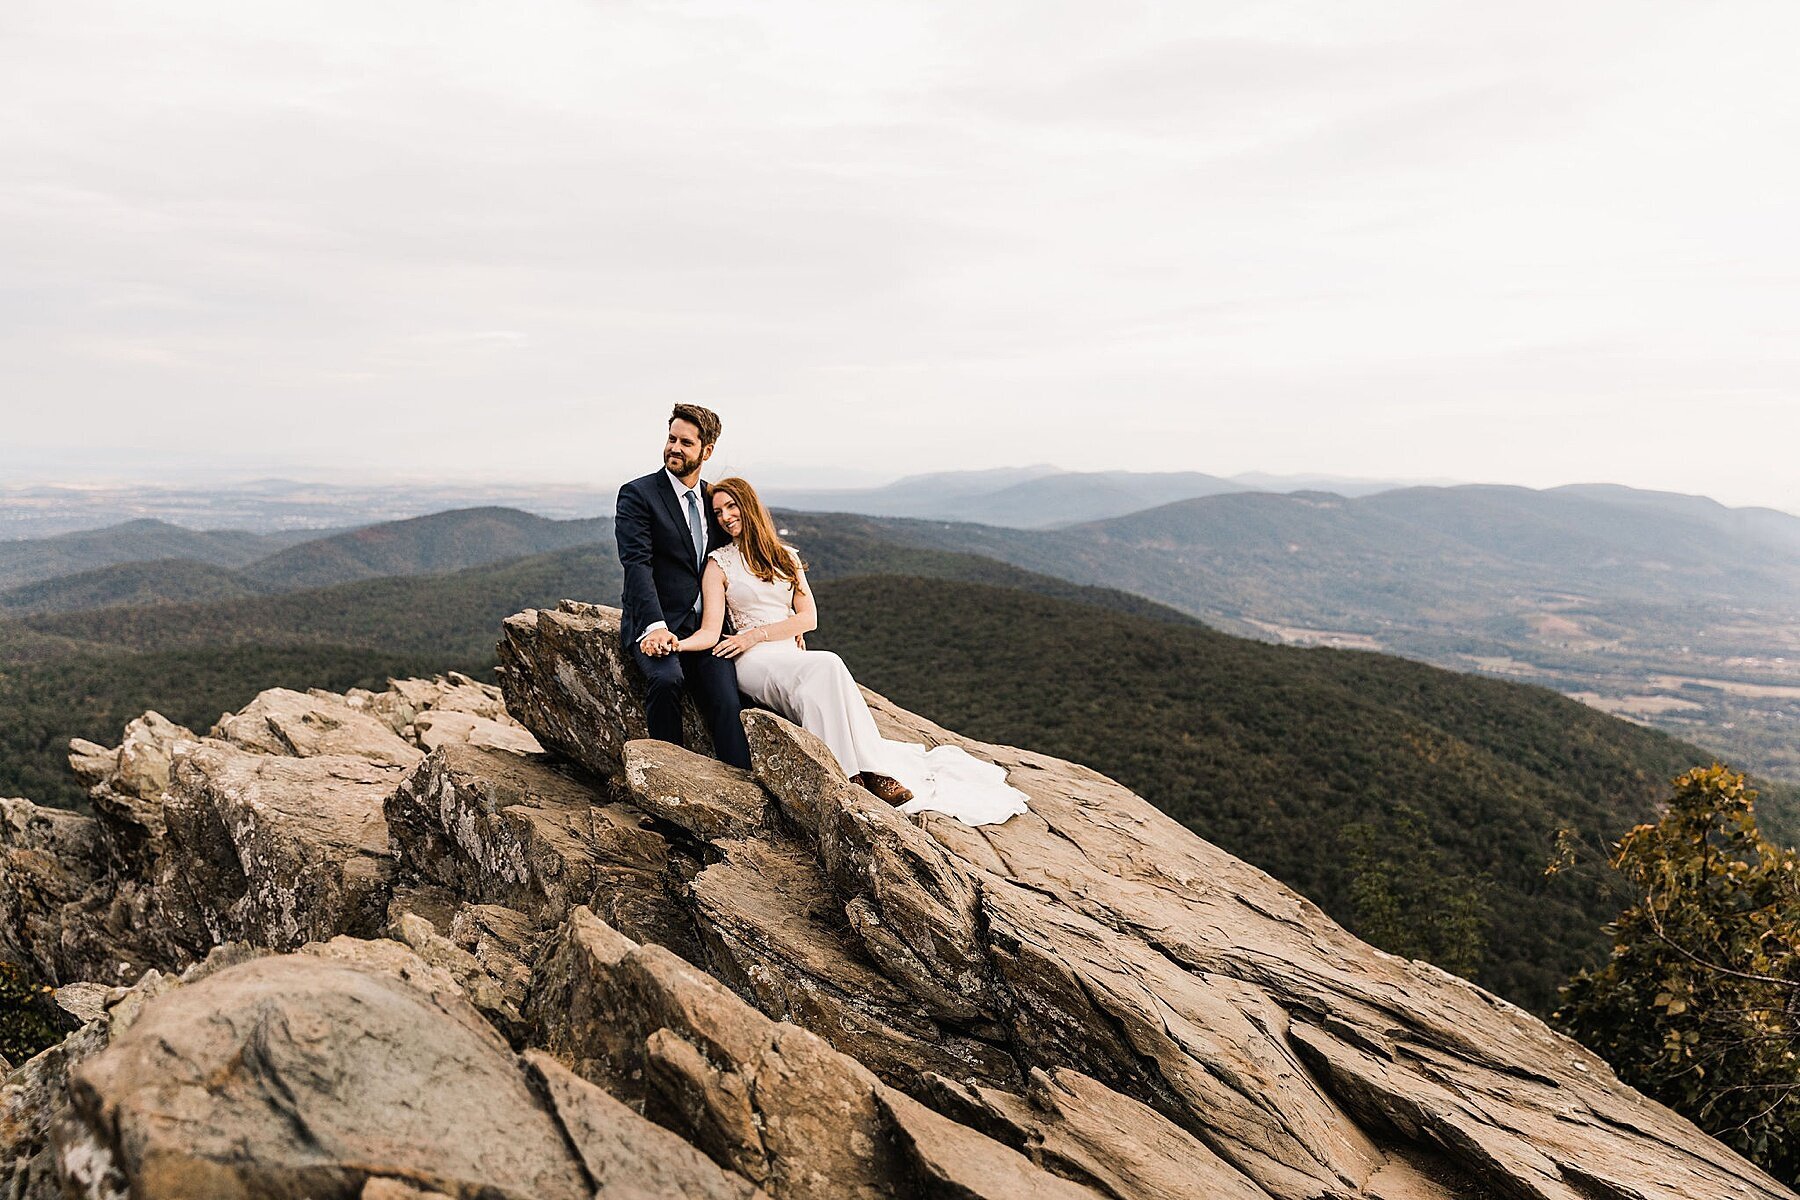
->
<box><xmin>663</xmin><ymin>419</ymin><xmax>712</xmax><ymax>479</ymax></box>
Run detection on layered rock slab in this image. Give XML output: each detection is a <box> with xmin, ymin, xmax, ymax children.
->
<box><xmin>530</xmin><ymin>905</ymin><xmax>1106</xmax><ymax>1200</ymax></box>
<box><xmin>161</xmin><ymin>743</ymin><xmax>402</xmax><ymax>953</ymax></box>
<box><xmin>772</xmin><ymin>695</ymin><xmax>1792</xmax><ymax>1200</ymax></box>
<box><xmin>496</xmin><ymin>600</ymin><xmax>713</xmax><ymax>776</ymax></box>
<box><xmin>612</xmin><ymin>738</ymin><xmax>1019</xmax><ymax>1091</ymax></box>
<box><xmin>501</xmin><ymin>600</ymin><xmax>1792</xmax><ymax>1200</ymax></box>
<box><xmin>210</xmin><ymin>686</ymin><xmax>424</xmax><ymax>767</ymax></box>
<box><xmin>384</xmin><ymin>742</ymin><xmax>695</xmax><ymax>953</ymax></box>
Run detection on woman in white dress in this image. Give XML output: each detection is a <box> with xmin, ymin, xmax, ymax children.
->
<box><xmin>670</xmin><ymin>476</ymin><xmax>1028</xmax><ymax>827</ymax></box>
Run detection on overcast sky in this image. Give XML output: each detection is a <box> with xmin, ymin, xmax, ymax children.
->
<box><xmin>4</xmin><ymin>1</ymin><xmax>1798</xmax><ymax>510</ymax></box>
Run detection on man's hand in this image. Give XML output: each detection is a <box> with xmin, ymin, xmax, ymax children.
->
<box><xmin>639</xmin><ymin>629</ymin><xmax>680</xmax><ymax>657</ymax></box>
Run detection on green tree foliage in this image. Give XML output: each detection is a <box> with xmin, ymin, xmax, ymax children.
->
<box><xmin>0</xmin><ymin>960</ymin><xmax>61</xmax><ymax>1065</ymax></box>
<box><xmin>1345</xmin><ymin>806</ymin><xmax>1490</xmax><ymax>977</ymax></box>
<box><xmin>1555</xmin><ymin>766</ymin><xmax>1800</xmax><ymax>1180</ymax></box>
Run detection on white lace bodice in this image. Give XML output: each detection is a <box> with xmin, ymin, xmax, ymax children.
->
<box><xmin>709</xmin><ymin>543</ymin><xmax>802</xmax><ymax>636</ymax></box>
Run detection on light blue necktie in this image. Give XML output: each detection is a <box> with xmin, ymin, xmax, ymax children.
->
<box><xmin>683</xmin><ymin>489</ymin><xmax>706</xmax><ymax>615</ymax></box>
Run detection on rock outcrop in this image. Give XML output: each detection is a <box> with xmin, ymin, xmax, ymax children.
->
<box><xmin>0</xmin><ymin>676</ymin><xmax>541</xmax><ymax>990</ymax></box>
<box><xmin>2</xmin><ymin>604</ymin><xmax>1792</xmax><ymax>1200</ymax></box>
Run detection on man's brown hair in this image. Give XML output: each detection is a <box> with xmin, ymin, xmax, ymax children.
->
<box><xmin>669</xmin><ymin>404</ymin><xmax>722</xmax><ymax>447</ymax></box>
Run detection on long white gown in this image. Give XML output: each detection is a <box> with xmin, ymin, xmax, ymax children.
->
<box><xmin>710</xmin><ymin>543</ymin><xmax>1028</xmax><ymax>827</ymax></box>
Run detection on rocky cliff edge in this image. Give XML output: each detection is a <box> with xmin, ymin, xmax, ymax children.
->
<box><xmin>0</xmin><ymin>600</ymin><xmax>1788</xmax><ymax>1200</ymax></box>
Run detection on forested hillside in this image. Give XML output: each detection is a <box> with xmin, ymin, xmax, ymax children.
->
<box><xmin>0</xmin><ymin>519</ymin><xmax>318</xmax><ymax>589</ymax></box>
<box><xmin>805</xmin><ymin>576</ymin><xmax>1756</xmax><ymax>1011</ymax></box>
<box><xmin>0</xmin><ymin>558</ymin><xmax>261</xmax><ymax>614</ymax></box>
<box><xmin>237</xmin><ymin>506</ymin><xmax>613</xmax><ymax>590</ymax></box>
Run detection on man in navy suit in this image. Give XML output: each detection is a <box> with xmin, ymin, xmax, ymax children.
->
<box><xmin>614</xmin><ymin>404</ymin><xmax>752</xmax><ymax>768</ymax></box>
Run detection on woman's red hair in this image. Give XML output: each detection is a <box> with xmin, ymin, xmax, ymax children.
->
<box><xmin>712</xmin><ymin>476</ymin><xmax>805</xmax><ymax>591</ymax></box>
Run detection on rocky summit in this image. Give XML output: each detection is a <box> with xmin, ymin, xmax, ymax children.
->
<box><xmin>0</xmin><ymin>600</ymin><xmax>1791</xmax><ymax>1200</ymax></box>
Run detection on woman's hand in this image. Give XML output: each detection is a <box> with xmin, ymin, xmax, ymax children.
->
<box><xmin>713</xmin><ymin>627</ymin><xmax>767</xmax><ymax>659</ymax></box>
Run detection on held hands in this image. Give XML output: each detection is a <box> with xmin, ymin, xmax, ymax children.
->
<box><xmin>713</xmin><ymin>627</ymin><xmax>769</xmax><ymax>659</ymax></box>
<box><xmin>638</xmin><ymin>629</ymin><xmax>680</xmax><ymax>658</ymax></box>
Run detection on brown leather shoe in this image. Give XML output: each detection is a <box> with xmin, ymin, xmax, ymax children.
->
<box><xmin>857</xmin><ymin>772</ymin><xmax>913</xmax><ymax>806</ymax></box>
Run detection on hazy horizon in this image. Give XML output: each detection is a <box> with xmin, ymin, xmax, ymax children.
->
<box><xmin>5</xmin><ymin>462</ymin><xmax>1797</xmax><ymax>525</ymax></box>
<box><xmin>5</xmin><ymin>3</ymin><xmax>1799</xmax><ymax>512</ymax></box>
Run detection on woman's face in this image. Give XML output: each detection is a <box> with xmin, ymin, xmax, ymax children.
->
<box><xmin>712</xmin><ymin>491</ymin><xmax>744</xmax><ymax>538</ymax></box>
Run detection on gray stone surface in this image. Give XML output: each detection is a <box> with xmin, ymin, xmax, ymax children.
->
<box><xmin>383</xmin><ymin>742</ymin><xmax>695</xmax><ymax>952</ymax></box>
<box><xmin>162</xmin><ymin>743</ymin><xmax>402</xmax><ymax>952</ymax></box>
<box><xmin>495</xmin><ymin>600</ymin><xmax>712</xmax><ymax>777</ymax></box>
<box><xmin>57</xmin><ymin>946</ymin><xmax>591</xmax><ymax>1200</ymax></box>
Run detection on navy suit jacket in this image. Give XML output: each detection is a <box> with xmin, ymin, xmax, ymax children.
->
<box><xmin>616</xmin><ymin>470</ymin><xmax>731</xmax><ymax>645</ymax></box>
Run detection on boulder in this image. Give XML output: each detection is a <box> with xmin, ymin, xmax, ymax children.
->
<box><xmin>56</xmin><ymin>944</ymin><xmax>593</xmax><ymax>1200</ymax></box>
<box><xmin>2</xmin><ymin>944</ymin><xmax>265</xmax><ymax>1200</ymax></box>
<box><xmin>159</xmin><ymin>743</ymin><xmax>402</xmax><ymax>953</ymax></box>
<box><xmin>687</xmin><ymin>833</ymin><xmax>1018</xmax><ymax>1090</ymax></box>
<box><xmin>622</xmin><ymin>739</ymin><xmax>768</xmax><ymax>841</ymax></box>
<box><xmin>741</xmin><ymin>711</ymin><xmax>995</xmax><ymax>1023</ymax></box>
<box><xmin>413</xmin><ymin>709</ymin><xmax>543</xmax><ymax>755</ymax></box>
<box><xmin>389</xmin><ymin>911</ymin><xmax>530</xmax><ymax>1041</ymax></box>
<box><xmin>495</xmin><ymin>600</ymin><xmax>712</xmax><ymax>776</ymax></box>
<box><xmin>384</xmin><ymin>743</ymin><xmax>694</xmax><ymax>952</ymax></box>
<box><xmin>523</xmin><ymin>1049</ymin><xmax>769</xmax><ymax>1200</ymax></box>
<box><xmin>349</xmin><ymin>673</ymin><xmax>518</xmax><ymax>740</ymax></box>
<box><xmin>211</xmin><ymin>686</ymin><xmax>424</xmax><ymax>767</ymax></box>
<box><xmin>0</xmin><ymin>799</ymin><xmax>102</xmax><ymax>985</ymax></box>
<box><xmin>67</xmin><ymin>710</ymin><xmax>192</xmax><ymax>867</ymax></box>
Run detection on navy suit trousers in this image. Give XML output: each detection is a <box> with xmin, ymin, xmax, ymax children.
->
<box><xmin>629</xmin><ymin>638</ymin><xmax>752</xmax><ymax>769</ymax></box>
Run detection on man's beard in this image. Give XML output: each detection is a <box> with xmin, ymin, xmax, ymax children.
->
<box><xmin>666</xmin><ymin>450</ymin><xmax>700</xmax><ymax>476</ymax></box>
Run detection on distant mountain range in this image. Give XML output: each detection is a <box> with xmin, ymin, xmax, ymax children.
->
<box><xmin>235</xmin><ymin>507</ymin><xmax>611</xmax><ymax>591</ymax></box>
<box><xmin>771</xmin><ymin>484</ymin><xmax>1800</xmax><ymax>780</ymax></box>
<box><xmin>0</xmin><ymin>467</ymin><xmax>1458</xmax><ymax>540</ymax></box>
<box><xmin>777</xmin><ymin>483</ymin><xmax>1800</xmax><ymax>622</ymax></box>
<box><xmin>763</xmin><ymin>466</ymin><xmax>1444</xmax><ymax>527</ymax></box>
<box><xmin>0</xmin><ymin>478</ymin><xmax>617</xmax><ymax>539</ymax></box>
<box><xmin>0</xmin><ymin>520</ymin><xmax>328</xmax><ymax>591</ymax></box>
<box><xmin>0</xmin><ymin>509</ymin><xmax>615</xmax><ymax>610</ymax></box>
